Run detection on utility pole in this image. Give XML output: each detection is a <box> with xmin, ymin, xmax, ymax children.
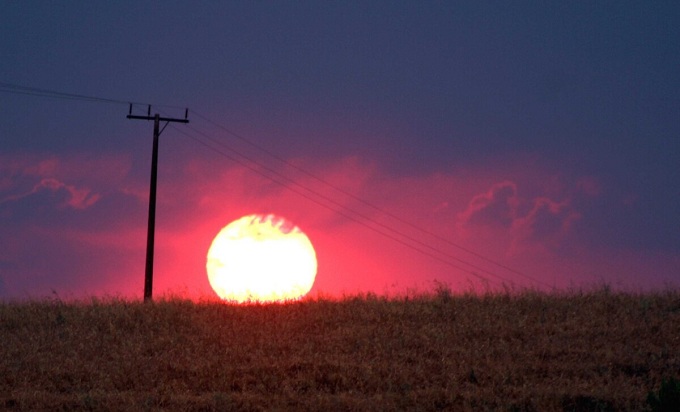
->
<box><xmin>127</xmin><ymin>104</ymin><xmax>189</xmax><ymax>301</ymax></box>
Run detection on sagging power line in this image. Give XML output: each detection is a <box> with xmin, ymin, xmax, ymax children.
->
<box><xmin>1</xmin><ymin>81</ymin><xmax>552</xmax><ymax>291</ymax></box>
<box><xmin>170</xmin><ymin>123</ymin><xmax>551</xmax><ymax>289</ymax></box>
<box><xmin>190</xmin><ymin>111</ymin><xmax>551</xmax><ymax>289</ymax></box>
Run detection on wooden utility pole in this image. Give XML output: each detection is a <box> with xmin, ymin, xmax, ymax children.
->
<box><xmin>127</xmin><ymin>104</ymin><xmax>189</xmax><ymax>301</ymax></box>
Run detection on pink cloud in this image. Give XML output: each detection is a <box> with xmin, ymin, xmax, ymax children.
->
<box><xmin>143</xmin><ymin>155</ymin><xmax>597</xmax><ymax>296</ymax></box>
<box><xmin>111</xmin><ymin>154</ymin><xmax>676</xmax><ymax>295</ymax></box>
<box><xmin>1</xmin><ymin>148</ymin><xmax>676</xmax><ymax>300</ymax></box>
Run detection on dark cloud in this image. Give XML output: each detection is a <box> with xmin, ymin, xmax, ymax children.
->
<box><xmin>456</xmin><ymin>181</ymin><xmax>518</xmax><ymax>229</ymax></box>
<box><xmin>1</xmin><ymin>177</ymin><xmax>100</xmax><ymax>210</ymax></box>
<box><xmin>457</xmin><ymin>180</ymin><xmax>582</xmax><ymax>254</ymax></box>
<box><xmin>511</xmin><ymin>198</ymin><xmax>581</xmax><ymax>252</ymax></box>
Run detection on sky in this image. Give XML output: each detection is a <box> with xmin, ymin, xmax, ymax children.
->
<box><xmin>1</xmin><ymin>1</ymin><xmax>679</xmax><ymax>300</ymax></box>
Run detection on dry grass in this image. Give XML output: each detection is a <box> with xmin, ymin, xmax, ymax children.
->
<box><xmin>1</xmin><ymin>288</ymin><xmax>679</xmax><ymax>411</ymax></box>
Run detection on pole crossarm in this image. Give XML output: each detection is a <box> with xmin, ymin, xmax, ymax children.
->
<box><xmin>127</xmin><ymin>104</ymin><xmax>189</xmax><ymax>301</ymax></box>
<box><xmin>127</xmin><ymin>114</ymin><xmax>189</xmax><ymax>123</ymax></box>
<box><xmin>127</xmin><ymin>103</ymin><xmax>189</xmax><ymax>123</ymax></box>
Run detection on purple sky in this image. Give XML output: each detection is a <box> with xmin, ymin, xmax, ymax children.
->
<box><xmin>1</xmin><ymin>2</ymin><xmax>679</xmax><ymax>300</ymax></box>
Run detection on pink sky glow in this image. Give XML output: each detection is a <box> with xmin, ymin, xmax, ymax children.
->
<box><xmin>2</xmin><ymin>148</ymin><xmax>676</xmax><ymax>301</ymax></box>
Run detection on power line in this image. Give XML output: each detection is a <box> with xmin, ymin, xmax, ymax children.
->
<box><xmin>0</xmin><ymin>81</ymin><xmax>185</xmax><ymax>109</ymax></box>
<box><xmin>172</xmin><ymin>126</ymin><xmax>502</xmax><ymax>285</ymax></box>
<box><xmin>171</xmin><ymin>122</ymin><xmax>553</xmax><ymax>290</ymax></box>
<box><xmin>1</xmin><ymin>81</ymin><xmax>552</xmax><ymax>290</ymax></box>
<box><xmin>190</xmin><ymin>110</ymin><xmax>552</xmax><ymax>290</ymax></box>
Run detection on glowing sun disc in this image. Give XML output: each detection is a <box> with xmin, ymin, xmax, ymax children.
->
<box><xmin>206</xmin><ymin>214</ymin><xmax>317</xmax><ymax>303</ymax></box>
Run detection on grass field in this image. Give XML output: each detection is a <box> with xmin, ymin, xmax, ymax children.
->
<box><xmin>1</xmin><ymin>288</ymin><xmax>679</xmax><ymax>411</ymax></box>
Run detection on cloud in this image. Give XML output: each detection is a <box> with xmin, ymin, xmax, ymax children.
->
<box><xmin>1</xmin><ymin>177</ymin><xmax>100</xmax><ymax>210</ymax></box>
<box><xmin>456</xmin><ymin>179</ymin><xmax>584</xmax><ymax>255</ymax></box>
<box><xmin>0</xmin><ymin>152</ymin><xmax>137</xmax><ymax>214</ymax></box>
<box><xmin>510</xmin><ymin>197</ymin><xmax>581</xmax><ymax>253</ymax></box>
<box><xmin>146</xmin><ymin>155</ymin><xmax>605</xmax><ymax>295</ymax></box>
<box><xmin>0</xmin><ymin>152</ymin><xmax>132</xmax><ymax>184</ymax></box>
<box><xmin>456</xmin><ymin>181</ymin><xmax>519</xmax><ymax>230</ymax></box>
<box><xmin>0</xmin><ymin>148</ymin><xmax>676</xmax><ymax>300</ymax></box>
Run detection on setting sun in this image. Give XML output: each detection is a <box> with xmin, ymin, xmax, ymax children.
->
<box><xmin>206</xmin><ymin>214</ymin><xmax>317</xmax><ymax>303</ymax></box>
